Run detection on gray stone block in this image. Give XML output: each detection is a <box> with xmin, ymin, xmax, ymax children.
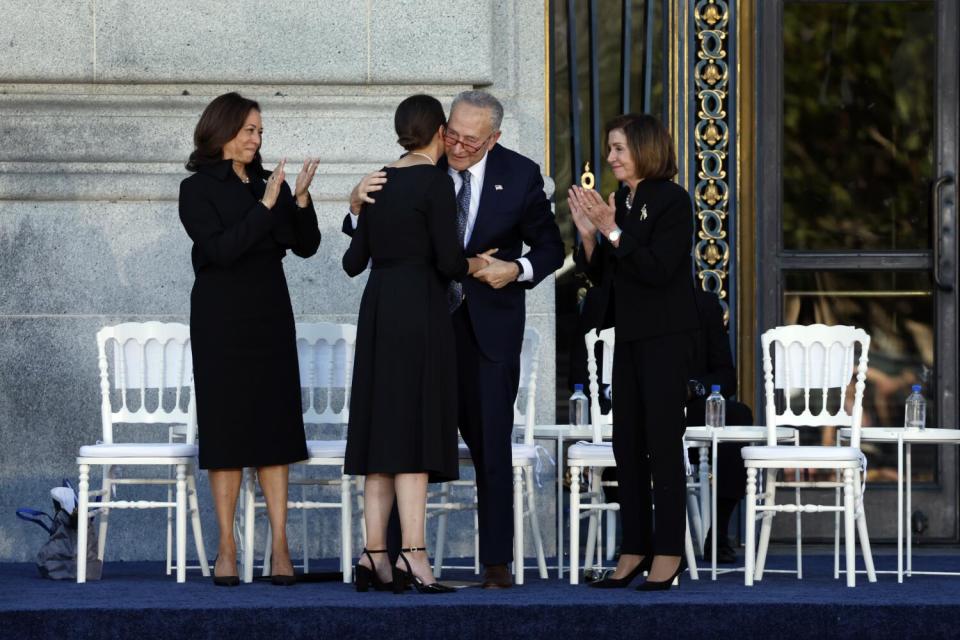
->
<box><xmin>0</xmin><ymin>1</ymin><xmax>94</xmax><ymax>82</ymax></box>
<box><xmin>94</xmin><ymin>0</ymin><xmax>367</xmax><ymax>84</ymax></box>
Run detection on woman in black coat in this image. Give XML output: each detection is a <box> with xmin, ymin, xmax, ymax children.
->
<box><xmin>569</xmin><ymin>113</ymin><xmax>699</xmax><ymax>591</ymax></box>
<box><xmin>179</xmin><ymin>92</ymin><xmax>321</xmax><ymax>586</ymax></box>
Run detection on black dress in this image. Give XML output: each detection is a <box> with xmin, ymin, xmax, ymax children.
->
<box><xmin>342</xmin><ymin>165</ymin><xmax>467</xmax><ymax>482</ymax></box>
<box><xmin>178</xmin><ymin>159</ymin><xmax>321</xmax><ymax>469</ymax></box>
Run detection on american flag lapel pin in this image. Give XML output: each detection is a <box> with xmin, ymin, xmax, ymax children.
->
<box><xmin>494</xmin><ymin>184</ymin><xmax>503</xmax><ymax>191</ymax></box>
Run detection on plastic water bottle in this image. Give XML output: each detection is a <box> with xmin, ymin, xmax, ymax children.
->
<box><xmin>569</xmin><ymin>384</ymin><xmax>588</xmax><ymax>426</ymax></box>
<box><xmin>904</xmin><ymin>385</ymin><xmax>926</xmax><ymax>431</ymax></box>
<box><xmin>705</xmin><ymin>384</ymin><xmax>725</xmax><ymax>430</ymax></box>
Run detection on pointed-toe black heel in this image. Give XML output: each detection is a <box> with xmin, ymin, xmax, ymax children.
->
<box><xmin>636</xmin><ymin>558</ymin><xmax>686</xmax><ymax>591</ymax></box>
<box><xmin>392</xmin><ymin>547</ymin><xmax>455</xmax><ymax>594</ymax></box>
<box><xmin>588</xmin><ymin>555</ymin><xmax>653</xmax><ymax>589</ymax></box>
<box><xmin>355</xmin><ymin>548</ymin><xmax>393</xmax><ymax>592</ymax></box>
<box><xmin>212</xmin><ymin>555</ymin><xmax>240</xmax><ymax>587</ymax></box>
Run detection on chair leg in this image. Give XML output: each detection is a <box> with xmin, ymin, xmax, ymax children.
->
<box><xmin>341</xmin><ymin>473</ymin><xmax>353</xmax><ymax>584</ymax></box>
<box><xmin>176</xmin><ymin>463</ymin><xmax>187</xmax><ymax>583</ymax></box>
<box><xmin>686</xmin><ymin>488</ymin><xmax>704</xmax><ymax>555</ymax></box>
<box><xmin>605</xmin><ymin>509</ymin><xmax>615</xmax><ymax>562</ymax></box>
<box><xmin>263</xmin><ymin>521</ymin><xmax>273</xmax><ymax>576</ymax></box>
<box><xmin>187</xmin><ymin>466</ymin><xmax>210</xmax><ymax>576</ymax></box>
<box><xmin>853</xmin><ymin>469</ymin><xmax>876</xmax><ymax>583</ymax></box>
<box><xmin>434</xmin><ymin>483</ymin><xmax>450</xmax><ymax>579</ymax></box>
<box><xmin>843</xmin><ymin>468</ymin><xmax>856</xmax><ymax>587</ymax></box>
<box><xmin>754</xmin><ymin>468</ymin><xmax>777</xmax><ymax>581</ymax></box>
<box><xmin>166</xmin><ymin>465</ymin><xmax>173</xmax><ymax>576</ymax></box>
<box><xmin>77</xmin><ymin>464</ymin><xmax>90</xmax><ymax>584</ymax></box>
<box><xmin>583</xmin><ymin>470</ymin><xmax>600</xmax><ymax>572</ymax></box>
<box><xmin>301</xmin><ymin>482</ymin><xmax>309</xmax><ymax>574</ymax></box>
<box><xmin>569</xmin><ymin>464</ymin><xmax>581</xmax><ymax>585</ymax></box>
<box><xmin>242</xmin><ymin>469</ymin><xmax>256</xmax><ymax>583</ymax></box>
<box><xmin>833</xmin><ymin>470</ymin><xmax>841</xmax><ymax>580</ymax></box>
<box><xmin>473</xmin><ymin>483</ymin><xmax>480</xmax><ymax>575</ymax></box>
<box><xmin>684</xmin><ymin>505</ymin><xmax>699</xmax><ymax>580</ymax></box>
<box><xmin>525</xmin><ymin>467</ymin><xmax>548</xmax><ymax>579</ymax></box>
<box><xmin>97</xmin><ymin>466</ymin><xmax>111</xmax><ymax>561</ymax></box>
<box><xmin>744</xmin><ymin>467</ymin><xmax>757</xmax><ymax>586</ymax></box>
<box><xmin>513</xmin><ymin>466</ymin><xmax>524</xmax><ymax>585</ymax></box>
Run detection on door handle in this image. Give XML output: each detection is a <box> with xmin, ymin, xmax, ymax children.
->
<box><xmin>932</xmin><ymin>173</ymin><xmax>955</xmax><ymax>291</ymax></box>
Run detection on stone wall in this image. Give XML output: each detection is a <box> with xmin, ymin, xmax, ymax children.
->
<box><xmin>0</xmin><ymin>0</ymin><xmax>557</xmax><ymax>563</ymax></box>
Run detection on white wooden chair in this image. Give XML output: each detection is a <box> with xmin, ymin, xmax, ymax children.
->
<box><xmin>742</xmin><ymin>324</ymin><xmax>877</xmax><ymax>587</ymax></box>
<box><xmin>429</xmin><ymin>327</ymin><xmax>549</xmax><ymax>584</ymax></box>
<box><xmin>76</xmin><ymin>322</ymin><xmax>208</xmax><ymax>583</ymax></box>
<box><xmin>567</xmin><ymin>327</ymin><xmax>699</xmax><ymax>584</ymax></box>
<box><xmin>240</xmin><ymin>322</ymin><xmax>357</xmax><ymax>584</ymax></box>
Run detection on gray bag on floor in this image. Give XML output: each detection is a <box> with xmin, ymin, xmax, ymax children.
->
<box><xmin>16</xmin><ymin>481</ymin><xmax>103</xmax><ymax>580</ymax></box>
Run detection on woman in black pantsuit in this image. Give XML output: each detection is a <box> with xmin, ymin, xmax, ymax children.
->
<box><xmin>343</xmin><ymin>95</ymin><xmax>490</xmax><ymax>594</ymax></box>
<box><xmin>570</xmin><ymin>113</ymin><xmax>699</xmax><ymax>591</ymax></box>
<box><xmin>179</xmin><ymin>92</ymin><xmax>321</xmax><ymax>586</ymax></box>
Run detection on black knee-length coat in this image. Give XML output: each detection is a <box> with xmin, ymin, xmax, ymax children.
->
<box><xmin>179</xmin><ymin>159</ymin><xmax>320</xmax><ymax>469</ymax></box>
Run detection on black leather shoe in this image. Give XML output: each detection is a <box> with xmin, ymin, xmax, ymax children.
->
<box><xmin>636</xmin><ymin>558</ymin><xmax>685</xmax><ymax>591</ymax></box>
<box><xmin>355</xmin><ymin>548</ymin><xmax>394</xmax><ymax>592</ymax></box>
<box><xmin>588</xmin><ymin>556</ymin><xmax>653</xmax><ymax>588</ymax></box>
<box><xmin>703</xmin><ymin>531</ymin><xmax>737</xmax><ymax>564</ymax></box>
<box><xmin>393</xmin><ymin>548</ymin><xmax>455</xmax><ymax>594</ymax></box>
<box><xmin>481</xmin><ymin>563</ymin><xmax>513</xmax><ymax>589</ymax></box>
<box><xmin>212</xmin><ymin>555</ymin><xmax>240</xmax><ymax>587</ymax></box>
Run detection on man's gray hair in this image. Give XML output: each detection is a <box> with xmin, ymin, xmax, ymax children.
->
<box><xmin>451</xmin><ymin>90</ymin><xmax>504</xmax><ymax>132</ymax></box>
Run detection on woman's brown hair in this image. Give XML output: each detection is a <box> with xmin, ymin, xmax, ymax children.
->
<box><xmin>605</xmin><ymin>113</ymin><xmax>678</xmax><ymax>181</ymax></box>
<box><xmin>394</xmin><ymin>94</ymin><xmax>446</xmax><ymax>151</ymax></box>
<box><xmin>185</xmin><ymin>92</ymin><xmax>263</xmax><ymax>174</ymax></box>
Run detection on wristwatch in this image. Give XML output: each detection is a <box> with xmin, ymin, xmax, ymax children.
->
<box><xmin>512</xmin><ymin>259</ymin><xmax>524</xmax><ymax>281</ymax></box>
<box><xmin>607</xmin><ymin>227</ymin><xmax>622</xmax><ymax>243</ymax></box>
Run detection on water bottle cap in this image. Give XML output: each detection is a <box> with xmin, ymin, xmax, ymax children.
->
<box><xmin>711</xmin><ymin>385</ymin><xmax>721</xmax><ymax>393</ymax></box>
<box><xmin>912</xmin><ymin>384</ymin><xmax>921</xmax><ymax>393</ymax></box>
<box><xmin>574</xmin><ymin>384</ymin><xmax>583</xmax><ymax>392</ymax></box>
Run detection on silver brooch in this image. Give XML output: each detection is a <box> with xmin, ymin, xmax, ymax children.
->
<box><xmin>640</xmin><ymin>204</ymin><xmax>648</xmax><ymax>220</ymax></box>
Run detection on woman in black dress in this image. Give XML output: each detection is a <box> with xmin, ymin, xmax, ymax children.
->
<box><xmin>343</xmin><ymin>95</ymin><xmax>490</xmax><ymax>594</ymax></box>
<box><xmin>570</xmin><ymin>113</ymin><xmax>699</xmax><ymax>591</ymax></box>
<box><xmin>179</xmin><ymin>92</ymin><xmax>321</xmax><ymax>586</ymax></box>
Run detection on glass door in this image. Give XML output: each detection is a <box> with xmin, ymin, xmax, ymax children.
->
<box><xmin>758</xmin><ymin>0</ymin><xmax>959</xmax><ymax>540</ymax></box>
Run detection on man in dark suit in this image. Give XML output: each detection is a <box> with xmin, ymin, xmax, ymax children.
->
<box><xmin>347</xmin><ymin>90</ymin><xmax>564</xmax><ymax>588</ymax></box>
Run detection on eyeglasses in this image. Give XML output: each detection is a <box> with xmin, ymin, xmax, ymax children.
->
<box><xmin>443</xmin><ymin>128</ymin><xmax>495</xmax><ymax>154</ymax></box>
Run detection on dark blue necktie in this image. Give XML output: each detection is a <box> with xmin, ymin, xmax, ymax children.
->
<box><xmin>448</xmin><ymin>170</ymin><xmax>471</xmax><ymax>312</ymax></box>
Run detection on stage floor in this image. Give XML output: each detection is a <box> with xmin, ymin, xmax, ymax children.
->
<box><xmin>3</xmin><ymin>550</ymin><xmax>960</xmax><ymax>639</ymax></box>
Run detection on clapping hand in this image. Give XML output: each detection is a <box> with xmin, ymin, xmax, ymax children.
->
<box><xmin>569</xmin><ymin>186</ymin><xmax>616</xmax><ymax>235</ymax></box>
<box><xmin>262</xmin><ymin>159</ymin><xmax>286</xmax><ymax>210</ymax></box>
<box><xmin>294</xmin><ymin>157</ymin><xmax>320</xmax><ymax>207</ymax></box>
<box><xmin>349</xmin><ymin>170</ymin><xmax>389</xmax><ymax>214</ymax></box>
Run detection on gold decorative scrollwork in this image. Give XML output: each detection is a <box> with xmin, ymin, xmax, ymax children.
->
<box><xmin>694</xmin><ymin>0</ymin><xmax>730</xmax><ymax>322</ymax></box>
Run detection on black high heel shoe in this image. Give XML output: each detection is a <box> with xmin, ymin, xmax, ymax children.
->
<box><xmin>212</xmin><ymin>555</ymin><xmax>240</xmax><ymax>587</ymax></box>
<box><xmin>355</xmin><ymin>548</ymin><xmax>393</xmax><ymax>592</ymax></box>
<box><xmin>636</xmin><ymin>557</ymin><xmax>686</xmax><ymax>591</ymax></box>
<box><xmin>392</xmin><ymin>547</ymin><xmax>455</xmax><ymax>594</ymax></box>
<box><xmin>587</xmin><ymin>555</ymin><xmax>653</xmax><ymax>589</ymax></box>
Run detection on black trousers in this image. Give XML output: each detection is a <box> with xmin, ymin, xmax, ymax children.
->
<box><xmin>612</xmin><ymin>333</ymin><xmax>693</xmax><ymax>557</ymax></box>
<box><xmin>451</xmin><ymin>302</ymin><xmax>520</xmax><ymax>565</ymax></box>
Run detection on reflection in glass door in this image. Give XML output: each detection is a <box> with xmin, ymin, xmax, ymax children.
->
<box><xmin>758</xmin><ymin>0</ymin><xmax>958</xmax><ymax>541</ymax></box>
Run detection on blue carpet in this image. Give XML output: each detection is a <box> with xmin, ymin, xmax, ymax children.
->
<box><xmin>2</xmin><ymin>554</ymin><xmax>960</xmax><ymax>639</ymax></box>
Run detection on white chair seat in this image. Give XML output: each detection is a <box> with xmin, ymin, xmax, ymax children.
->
<box><xmin>567</xmin><ymin>442</ymin><xmax>615</xmax><ymax>463</ymax></box>
<box><xmin>78</xmin><ymin>442</ymin><xmax>198</xmax><ymax>458</ymax></box>
<box><xmin>511</xmin><ymin>443</ymin><xmax>538</xmax><ymax>464</ymax></box>
<box><xmin>305</xmin><ymin>440</ymin><xmax>347</xmax><ymax>458</ymax></box>
<box><xmin>742</xmin><ymin>445</ymin><xmax>862</xmax><ymax>462</ymax></box>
